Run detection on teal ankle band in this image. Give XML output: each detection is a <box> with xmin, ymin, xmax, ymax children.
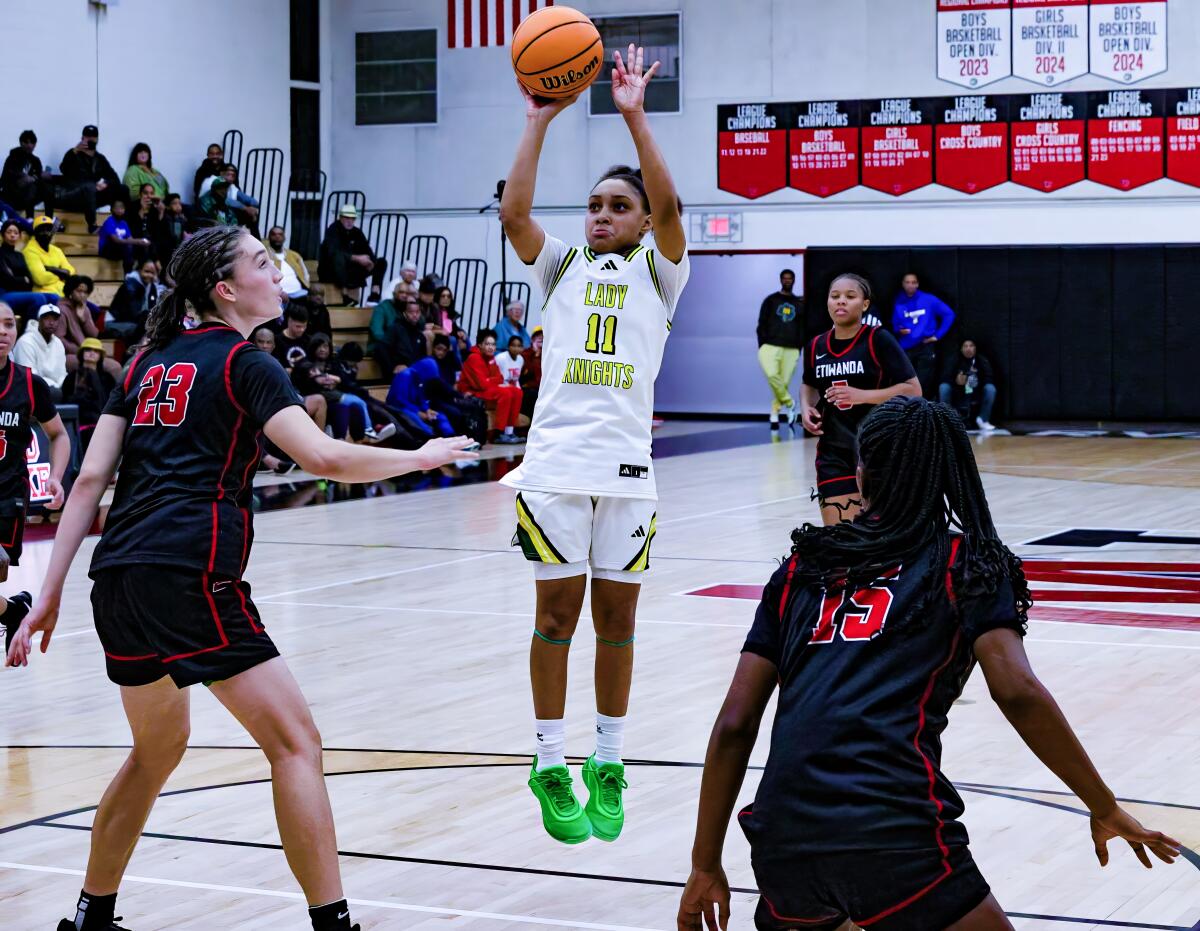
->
<box><xmin>533</xmin><ymin>629</ymin><xmax>572</xmax><ymax>646</ymax></box>
<box><xmin>596</xmin><ymin>634</ymin><xmax>635</xmax><ymax>648</ymax></box>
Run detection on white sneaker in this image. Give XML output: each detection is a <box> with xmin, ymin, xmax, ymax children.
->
<box><xmin>364</xmin><ymin>423</ymin><xmax>397</xmax><ymax>444</ymax></box>
<box><xmin>976</xmin><ymin>417</ymin><xmax>996</xmax><ymax>433</ymax></box>
<box><xmin>784</xmin><ymin>402</ymin><xmax>799</xmax><ymax>431</ymax></box>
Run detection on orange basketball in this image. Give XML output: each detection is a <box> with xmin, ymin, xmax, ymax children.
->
<box><xmin>511</xmin><ymin>6</ymin><xmax>603</xmax><ymax>99</ymax></box>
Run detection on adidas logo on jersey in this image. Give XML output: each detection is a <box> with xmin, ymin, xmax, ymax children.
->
<box><xmin>619</xmin><ymin>463</ymin><xmax>649</xmax><ymax>479</ymax></box>
<box><xmin>600</xmin><ymin>260</ymin><xmax>619</xmax><ymax>272</ymax></box>
<box><xmin>630</xmin><ymin>525</ymin><xmax>647</xmax><ymax>538</ymax></box>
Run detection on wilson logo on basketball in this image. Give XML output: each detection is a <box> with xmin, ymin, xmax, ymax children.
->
<box><xmin>539</xmin><ymin>54</ymin><xmax>599</xmax><ymax>92</ymax></box>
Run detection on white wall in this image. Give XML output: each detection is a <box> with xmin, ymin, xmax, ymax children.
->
<box><xmin>2</xmin><ymin>0</ymin><xmax>292</xmax><ymax>205</ymax></box>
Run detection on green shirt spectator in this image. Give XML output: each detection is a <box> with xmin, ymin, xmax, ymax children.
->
<box><xmin>123</xmin><ymin>143</ymin><xmax>169</xmax><ymax>199</ymax></box>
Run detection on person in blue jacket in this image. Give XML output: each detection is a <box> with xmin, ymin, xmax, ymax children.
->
<box><xmin>892</xmin><ymin>272</ymin><xmax>955</xmax><ymax>398</ymax></box>
<box><xmin>386</xmin><ymin>356</ymin><xmax>455</xmax><ymax>439</ymax></box>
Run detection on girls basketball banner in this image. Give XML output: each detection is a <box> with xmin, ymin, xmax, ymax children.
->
<box><xmin>716</xmin><ymin>103</ymin><xmax>789</xmax><ymax>199</ymax></box>
<box><xmin>1010</xmin><ymin>91</ymin><xmax>1087</xmax><ymax>191</ymax></box>
<box><xmin>861</xmin><ymin>98</ymin><xmax>937</xmax><ymax>196</ymax></box>
<box><xmin>1087</xmin><ymin>88</ymin><xmax>1165</xmax><ymax>189</ymax></box>
<box><xmin>1164</xmin><ymin>87</ymin><xmax>1200</xmax><ymax>188</ymax></box>
<box><xmin>1011</xmin><ymin>0</ymin><xmax>1089</xmax><ymax>86</ymax></box>
<box><xmin>448</xmin><ymin>0</ymin><xmax>554</xmax><ymax>49</ymax></box>
<box><xmin>788</xmin><ymin>100</ymin><xmax>861</xmax><ymax>198</ymax></box>
<box><xmin>937</xmin><ymin>0</ymin><xmax>1013</xmax><ymax>89</ymax></box>
<box><xmin>1088</xmin><ymin>0</ymin><xmax>1167</xmax><ymax>83</ymax></box>
<box><xmin>935</xmin><ymin>95</ymin><xmax>1010</xmax><ymax>193</ymax></box>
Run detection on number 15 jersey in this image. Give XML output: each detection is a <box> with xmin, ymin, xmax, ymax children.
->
<box><xmin>501</xmin><ymin>235</ymin><xmax>690</xmax><ymax>500</ymax></box>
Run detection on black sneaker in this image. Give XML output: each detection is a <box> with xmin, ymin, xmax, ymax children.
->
<box><xmin>4</xmin><ymin>591</ymin><xmax>32</xmax><ymax>654</ymax></box>
<box><xmin>57</xmin><ymin>920</ymin><xmax>132</xmax><ymax>930</ymax></box>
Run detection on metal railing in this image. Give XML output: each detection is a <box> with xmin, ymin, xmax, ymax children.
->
<box><xmin>486</xmin><ymin>281</ymin><xmax>531</xmax><ymax>329</ymax></box>
<box><xmin>241</xmin><ymin>147</ymin><xmax>285</xmax><ymax>236</ymax></box>
<box><xmin>221</xmin><ymin>129</ymin><xmax>244</xmax><ymax>174</ymax></box>
<box><xmin>405</xmin><ymin>234</ymin><xmax>448</xmax><ymax>283</ymax></box>
<box><xmin>284</xmin><ymin>168</ymin><xmax>327</xmax><ymax>259</ymax></box>
<box><xmin>366</xmin><ymin>211</ymin><xmax>409</xmax><ymax>288</ymax></box>
<box><xmin>326</xmin><ymin>190</ymin><xmax>366</xmax><ymax>226</ymax></box>
<box><xmin>445</xmin><ymin>258</ymin><xmax>488</xmax><ymax>339</ymax></box>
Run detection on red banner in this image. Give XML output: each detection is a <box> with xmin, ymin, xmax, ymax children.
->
<box><xmin>1165</xmin><ymin>88</ymin><xmax>1200</xmax><ymax>188</ymax></box>
<box><xmin>935</xmin><ymin>95</ymin><xmax>1009</xmax><ymax>193</ymax></box>
<box><xmin>1087</xmin><ymin>89</ymin><xmax>1164</xmax><ymax>190</ymax></box>
<box><xmin>1010</xmin><ymin>92</ymin><xmax>1086</xmax><ymax>192</ymax></box>
<box><xmin>789</xmin><ymin>100</ymin><xmax>860</xmax><ymax>198</ymax></box>
<box><xmin>716</xmin><ymin>104</ymin><xmax>787</xmax><ymax>199</ymax></box>
<box><xmin>861</xmin><ymin>99</ymin><xmax>936</xmax><ymax>196</ymax></box>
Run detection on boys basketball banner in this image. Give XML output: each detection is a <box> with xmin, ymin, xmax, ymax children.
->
<box><xmin>1012</xmin><ymin>0</ymin><xmax>1089</xmax><ymax>85</ymax></box>
<box><xmin>789</xmin><ymin>100</ymin><xmax>861</xmax><ymax>198</ymax></box>
<box><xmin>937</xmin><ymin>0</ymin><xmax>1014</xmax><ymax>88</ymax></box>
<box><xmin>1089</xmin><ymin>0</ymin><xmax>1167</xmax><ymax>83</ymax></box>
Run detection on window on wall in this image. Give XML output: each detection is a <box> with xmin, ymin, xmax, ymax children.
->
<box><xmin>589</xmin><ymin>13</ymin><xmax>681</xmax><ymax>116</ymax></box>
<box><xmin>290</xmin><ymin>0</ymin><xmax>319</xmax><ymax>83</ymax></box>
<box><xmin>355</xmin><ymin>30</ymin><xmax>437</xmax><ymax>125</ymax></box>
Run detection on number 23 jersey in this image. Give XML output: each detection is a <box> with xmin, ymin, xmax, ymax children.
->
<box><xmin>501</xmin><ymin>235</ymin><xmax>690</xmax><ymax>500</ymax></box>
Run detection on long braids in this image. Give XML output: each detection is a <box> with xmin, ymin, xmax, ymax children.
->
<box><xmin>144</xmin><ymin>226</ymin><xmax>246</xmax><ymax>350</ymax></box>
<box><xmin>790</xmin><ymin>396</ymin><xmax>1031</xmax><ymax>632</ymax></box>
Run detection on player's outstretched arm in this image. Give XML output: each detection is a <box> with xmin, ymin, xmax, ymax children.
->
<box><xmin>500</xmin><ymin>83</ymin><xmax>579</xmax><ymax>264</ymax></box>
<box><xmin>263</xmin><ymin>405</ymin><xmax>477</xmax><ymax>484</ymax></box>
<box><xmin>974</xmin><ymin>628</ymin><xmax>1182</xmax><ymax>868</ymax></box>
<box><xmin>612</xmin><ymin>45</ymin><xmax>685</xmax><ymax>263</ymax></box>
<box><xmin>678</xmin><ymin>653</ymin><xmax>777</xmax><ymax>931</ymax></box>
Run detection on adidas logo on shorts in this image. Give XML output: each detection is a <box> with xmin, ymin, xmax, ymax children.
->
<box><xmin>630</xmin><ymin>525</ymin><xmax>646</xmax><ymax>538</ymax></box>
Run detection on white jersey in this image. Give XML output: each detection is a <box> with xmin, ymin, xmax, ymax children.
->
<box><xmin>500</xmin><ymin>235</ymin><xmax>690</xmax><ymax>500</ymax></box>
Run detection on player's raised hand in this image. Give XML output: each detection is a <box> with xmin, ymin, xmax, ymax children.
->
<box><xmin>517</xmin><ymin>80</ymin><xmax>580</xmax><ymax>123</ymax></box>
<box><xmin>611</xmin><ymin>44</ymin><xmax>660</xmax><ymax>115</ymax></box>
<box><xmin>5</xmin><ymin>592</ymin><xmax>61</xmax><ymax>667</ymax></box>
<box><xmin>1090</xmin><ymin>805</ymin><xmax>1181</xmax><ymax>868</ymax></box>
<box><xmin>415</xmin><ymin>435</ymin><xmax>481</xmax><ymax>471</ymax></box>
<box><xmin>677</xmin><ymin>867</ymin><xmax>730</xmax><ymax>931</ymax></box>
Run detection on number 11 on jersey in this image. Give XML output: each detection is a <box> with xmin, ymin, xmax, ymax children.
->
<box><xmin>585</xmin><ymin>313</ymin><xmax>618</xmax><ymax>355</ymax></box>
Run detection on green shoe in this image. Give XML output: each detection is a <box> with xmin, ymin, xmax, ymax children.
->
<box><xmin>582</xmin><ymin>755</ymin><xmax>627</xmax><ymax>842</ymax></box>
<box><xmin>528</xmin><ymin>758</ymin><xmax>592</xmax><ymax>845</ymax></box>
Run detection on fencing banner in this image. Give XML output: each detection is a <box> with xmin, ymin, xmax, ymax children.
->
<box><xmin>1086</xmin><ymin>88</ymin><xmax>1165</xmax><ymax>190</ymax></box>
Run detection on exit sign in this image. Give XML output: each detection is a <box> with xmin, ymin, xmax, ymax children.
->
<box><xmin>691</xmin><ymin>212</ymin><xmax>742</xmax><ymax>244</ymax></box>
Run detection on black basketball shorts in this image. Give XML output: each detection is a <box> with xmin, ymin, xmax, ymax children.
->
<box><xmin>814</xmin><ymin>441</ymin><xmax>860</xmax><ymax>500</ymax></box>
<box><xmin>91</xmin><ymin>565</ymin><xmax>279</xmax><ymax>688</ymax></box>
<box><xmin>751</xmin><ymin>845</ymin><xmax>990</xmax><ymax>931</ymax></box>
<box><xmin>0</xmin><ymin>496</ymin><xmax>27</xmax><ymax>566</ymax></box>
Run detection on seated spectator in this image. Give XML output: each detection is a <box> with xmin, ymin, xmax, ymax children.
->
<box><xmin>57</xmin><ymin>275</ymin><xmax>119</xmax><ymax>378</ymax></box>
<box><xmin>457</xmin><ymin>328</ymin><xmax>522</xmax><ymax>444</ymax></box>
<box><xmin>0</xmin><ymin>197</ymin><xmax>33</xmax><ymax>234</ymax></box>
<box><xmin>337</xmin><ymin>341</ymin><xmax>416</xmax><ymax>447</ymax></box>
<box><xmin>23</xmin><ymin>216</ymin><xmax>75</xmax><ymax>296</ymax></box>
<box><xmin>129</xmin><ymin>185</ymin><xmax>164</xmax><ymax>253</ymax></box>
<box><xmin>255</xmin><ymin>322</ymin><xmax>328</xmax><ymax>432</ymax></box>
<box><xmin>155</xmin><ymin>193</ymin><xmax>186</xmax><ymax>265</ymax></box>
<box><xmin>200</xmin><ymin>164</ymin><xmax>259</xmax><ymax>234</ymax></box>
<box><xmin>57</xmin><ymin>124</ymin><xmax>130</xmax><ymax>233</ymax></box>
<box><xmin>401</xmin><ymin>343</ymin><xmax>486</xmax><ymax>444</ymax></box>
<box><xmin>495</xmin><ymin>334</ymin><xmax>525</xmax><ymax>389</ymax></box>
<box><xmin>107</xmin><ymin>258</ymin><xmax>165</xmax><ymax>341</ymax></box>
<box><xmin>430</xmin><ymin>333</ymin><xmax>460</xmax><ymax>387</ymax></box>
<box><xmin>97</xmin><ymin>199</ymin><xmax>151</xmax><ymax>273</ymax></box>
<box><xmin>12</xmin><ymin>304</ymin><xmax>67</xmax><ymax>400</ymax></box>
<box><xmin>494</xmin><ymin>299</ymin><xmax>531</xmax><ymax>349</ymax></box>
<box><xmin>0</xmin><ymin>218</ymin><xmax>58</xmax><ymax>320</ymax></box>
<box><xmin>253</xmin><ymin>325</ymin><xmax>276</xmax><ymax>354</ymax></box>
<box><xmin>292</xmin><ymin>334</ymin><xmax>394</xmax><ymax>443</ymax></box>
<box><xmin>2</xmin><ymin>130</ymin><xmax>55</xmax><ymax>220</ymax></box>
<box><xmin>432</xmin><ymin>285</ymin><xmax>470</xmax><ymax>351</ymax></box>
<box><xmin>386</xmin><ymin>357</ymin><xmax>456</xmax><ymax>439</ymax></box>
<box><xmin>264</xmin><ymin>225</ymin><xmax>310</xmax><ymax>300</ymax></box>
<box><xmin>318</xmin><ymin>204</ymin><xmax>387</xmax><ymax>305</ymax></box>
<box><xmin>520</xmin><ymin>325</ymin><xmax>543</xmax><ymax>417</ymax></box>
<box><xmin>197</xmin><ymin>176</ymin><xmax>238</xmax><ymax>226</ymax></box>
<box><xmin>122</xmin><ymin>143</ymin><xmax>170</xmax><ymax>199</ymax></box>
<box><xmin>378</xmin><ymin>296</ymin><xmax>428</xmax><ymax>376</ymax></box>
<box><xmin>272</xmin><ymin>303</ymin><xmax>312</xmax><ymax>369</ymax></box>
<box><xmin>61</xmin><ymin>337</ymin><xmax>116</xmax><ymax>451</ymax></box>
<box><xmin>368</xmin><ymin>280</ymin><xmax>407</xmax><ymax>361</ymax></box>
<box><xmin>193</xmin><ymin>143</ymin><xmax>225</xmax><ymax>199</ymax></box>
<box><xmin>939</xmin><ymin>337</ymin><xmax>997</xmax><ymax>433</ymax></box>
<box><xmin>398</xmin><ymin>260</ymin><xmax>418</xmax><ymax>287</ymax></box>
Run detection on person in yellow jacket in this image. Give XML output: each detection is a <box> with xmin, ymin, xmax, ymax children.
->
<box><xmin>23</xmin><ymin>217</ymin><xmax>75</xmax><ymax>297</ymax></box>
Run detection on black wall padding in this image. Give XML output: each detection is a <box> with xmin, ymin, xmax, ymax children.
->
<box><xmin>804</xmin><ymin>244</ymin><xmax>1198</xmax><ymax>423</ymax></box>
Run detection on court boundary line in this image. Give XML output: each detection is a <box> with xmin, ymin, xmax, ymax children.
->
<box><xmin>257</xmin><ymin>550</ymin><xmax>503</xmax><ymax>599</ymax></box>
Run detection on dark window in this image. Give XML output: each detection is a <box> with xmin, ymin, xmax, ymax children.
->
<box><xmin>355</xmin><ymin>30</ymin><xmax>437</xmax><ymax>125</ymax></box>
<box><xmin>290</xmin><ymin>88</ymin><xmax>320</xmax><ymax>176</ymax></box>
<box><xmin>290</xmin><ymin>0</ymin><xmax>320</xmax><ymax>83</ymax></box>
<box><xmin>589</xmin><ymin>14</ymin><xmax>681</xmax><ymax>116</ymax></box>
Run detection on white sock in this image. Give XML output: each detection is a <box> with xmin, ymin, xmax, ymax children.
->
<box><xmin>595</xmin><ymin>713</ymin><xmax>626</xmax><ymax>764</ymax></box>
<box><xmin>535</xmin><ymin>718</ymin><xmax>566</xmax><ymax>769</ymax></box>
<box><xmin>504</xmin><ymin>425</ymin><xmax>514</xmax><ymax>434</ymax></box>
<box><xmin>769</xmin><ymin>411</ymin><xmax>779</xmax><ymax>424</ymax></box>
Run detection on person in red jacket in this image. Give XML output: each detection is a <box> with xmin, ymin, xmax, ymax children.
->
<box><xmin>457</xmin><ymin>327</ymin><xmax>522</xmax><ymax>444</ymax></box>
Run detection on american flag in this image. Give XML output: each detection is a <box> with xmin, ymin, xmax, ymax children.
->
<box><xmin>448</xmin><ymin>0</ymin><xmax>555</xmax><ymax>49</ymax></box>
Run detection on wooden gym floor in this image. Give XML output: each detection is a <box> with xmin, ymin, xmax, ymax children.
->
<box><xmin>2</xmin><ymin>427</ymin><xmax>1198</xmax><ymax>930</ymax></box>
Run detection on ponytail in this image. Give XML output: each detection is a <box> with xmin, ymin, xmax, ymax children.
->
<box><xmin>144</xmin><ymin>226</ymin><xmax>246</xmax><ymax>350</ymax></box>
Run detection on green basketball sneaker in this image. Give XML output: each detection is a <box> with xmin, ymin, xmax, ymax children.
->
<box><xmin>528</xmin><ymin>759</ymin><xmax>591</xmax><ymax>845</ymax></box>
<box><xmin>582</xmin><ymin>755</ymin><xmax>627</xmax><ymax>842</ymax></box>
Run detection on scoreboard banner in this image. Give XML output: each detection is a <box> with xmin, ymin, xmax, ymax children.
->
<box><xmin>715</xmin><ymin>87</ymin><xmax>1199</xmax><ymax>198</ymax></box>
<box><xmin>937</xmin><ymin>0</ymin><xmax>1014</xmax><ymax>89</ymax></box>
<box><xmin>1012</xmin><ymin>0</ymin><xmax>1089</xmax><ymax>86</ymax></box>
<box><xmin>1088</xmin><ymin>0</ymin><xmax>1167</xmax><ymax>84</ymax></box>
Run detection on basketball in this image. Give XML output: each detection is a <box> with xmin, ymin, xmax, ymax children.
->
<box><xmin>511</xmin><ymin>5</ymin><xmax>602</xmax><ymax>99</ymax></box>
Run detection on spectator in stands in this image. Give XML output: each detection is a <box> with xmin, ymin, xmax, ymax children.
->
<box><xmin>418</xmin><ymin>339</ymin><xmax>487</xmax><ymax>444</ymax></box>
<box><xmin>399</xmin><ymin>260</ymin><xmax>419</xmax><ymax>287</ymax></box>
<box><xmin>197</xmin><ymin>176</ymin><xmax>238</xmax><ymax>226</ymax></box>
<box><xmin>893</xmin><ymin>271</ymin><xmax>955</xmax><ymax>398</ymax></box>
<box><xmin>495</xmin><ymin>334</ymin><xmax>525</xmax><ymax>389</ymax></box>
<box><xmin>129</xmin><ymin>184</ymin><xmax>163</xmax><ymax>252</ymax></box>
<box><xmin>494</xmin><ymin>299</ymin><xmax>530</xmax><ymax>349</ymax></box>
<box><xmin>57</xmin><ymin>275</ymin><xmax>119</xmax><ymax>378</ymax></box>
<box><xmin>107</xmin><ymin>258</ymin><xmax>165</xmax><ymax>341</ymax></box>
<box><xmin>430</xmin><ymin>332</ymin><xmax>460</xmax><ymax>387</ymax></box>
<box><xmin>264</xmin><ymin>225</ymin><xmax>310</xmax><ymax>301</ymax></box>
<box><xmin>432</xmin><ymin>285</ymin><xmax>470</xmax><ymax>351</ymax></box>
<box><xmin>757</xmin><ymin>268</ymin><xmax>803</xmax><ymax>435</ymax></box>
<box><xmin>97</xmin><ymin>199</ymin><xmax>151</xmax><ymax>273</ymax></box>
<box><xmin>369</xmin><ymin>279</ymin><xmax>407</xmax><ymax>364</ymax></box>
<box><xmin>292</xmin><ymin>334</ymin><xmax>394</xmax><ymax>443</ymax></box>
<box><xmin>58</xmin><ymin>124</ymin><xmax>130</xmax><ymax>233</ymax></box>
<box><xmin>0</xmin><ymin>197</ymin><xmax>33</xmax><ymax>234</ymax></box>
<box><xmin>62</xmin><ymin>337</ymin><xmax>115</xmax><ymax>451</ymax></box>
<box><xmin>0</xmin><ymin>218</ymin><xmax>57</xmax><ymax>320</ymax></box>
<box><xmin>154</xmin><ymin>193</ymin><xmax>186</xmax><ymax>265</ymax></box>
<box><xmin>520</xmin><ymin>325</ymin><xmax>543</xmax><ymax>417</ymax></box>
<box><xmin>457</xmin><ymin>328</ymin><xmax>522</xmax><ymax>444</ymax></box>
<box><xmin>319</xmin><ymin>204</ymin><xmax>387</xmax><ymax>305</ymax></box>
<box><xmin>387</xmin><ymin>357</ymin><xmax>456</xmax><ymax>439</ymax></box>
<box><xmin>273</xmin><ymin>303</ymin><xmax>312</xmax><ymax>369</ymax></box>
<box><xmin>223</xmin><ymin>164</ymin><xmax>260</xmax><ymax>236</ymax></box>
<box><xmin>122</xmin><ymin>143</ymin><xmax>170</xmax><ymax>199</ymax></box>
<box><xmin>12</xmin><ymin>304</ymin><xmax>67</xmax><ymax>400</ymax></box>
<box><xmin>2</xmin><ymin>130</ymin><xmax>55</xmax><ymax>219</ymax></box>
<box><xmin>253</xmin><ymin>325</ymin><xmax>276</xmax><ymax>354</ymax></box>
<box><xmin>23</xmin><ymin>216</ymin><xmax>75</xmax><ymax>297</ymax></box>
<box><xmin>939</xmin><ymin>337</ymin><xmax>997</xmax><ymax>433</ymax></box>
<box><xmin>193</xmin><ymin>143</ymin><xmax>225</xmax><ymax>199</ymax></box>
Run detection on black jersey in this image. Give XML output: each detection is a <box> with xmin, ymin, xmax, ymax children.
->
<box><xmin>90</xmin><ymin>323</ymin><xmax>303</xmax><ymax>579</ymax></box>
<box><xmin>0</xmin><ymin>361</ymin><xmax>56</xmax><ymax>508</ymax></box>
<box><xmin>739</xmin><ymin>536</ymin><xmax>1023</xmax><ymax>859</ymax></box>
<box><xmin>803</xmin><ymin>326</ymin><xmax>914</xmax><ymax>451</ymax></box>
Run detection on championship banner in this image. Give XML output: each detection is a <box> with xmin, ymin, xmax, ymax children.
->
<box><xmin>716</xmin><ymin>103</ymin><xmax>789</xmax><ymax>199</ymax></box>
<box><xmin>1012</xmin><ymin>0</ymin><xmax>1089</xmax><ymax>85</ymax></box>
<box><xmin>1165</xmin><ymin>87</ymin><xmax>1200</xmax><ymax>188</ymax></box>
<box><xmin>788</xmin><ymin>100</ymin><xmax>861</xmax><ymax>198</ymax></box>
<box><xmin>861</xmin><ymin>98</ymin><xmax>937</xmax><ymax>195</ymax></box>
<box><xmin>27</xmin><ymin>425</ymin><xmax>52</xmax><ymax>506</ymax></box>
<box><xmin>1010</xmin><ymin>92</ymin><xmax>1087</xmax><ymax>191</ymax></box>
<box><xmin>1088</xmin><ymin>0</ymin><xmax>1167</xmax><ymax>84</ymax></box>
<box><xmin>1086</xmin><ymin>88</ymin><xmax>1165</xmax><ymax>189</ymax></box>
<box><xmin>935</xmin><ymin>95</ymin><xmax>1010</xmax><ymax>193</ymax></box>
<box><xmin>937</xmin><ymin>0</ymin><xmax>1013</xmax><ymax>89</ymax></box>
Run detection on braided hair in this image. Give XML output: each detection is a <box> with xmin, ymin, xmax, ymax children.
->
<box><xmin>593</xmin><ymin>165</ymin><xmax>685</xmax><ymax>214</ymax></box>
<box><xmin>790</xmin><ymin>396</ymin><xmax>1031</xmax><ymax>632</ymax></box>
<box><xmin>830</xmin><ymin>272</ymin><xmax>872</xmax><ymax>303</ymax></box>
<box><xmin>144</xmin><ymin>226</ymin><xmax>246</xmax><ymax>350</ymax></box>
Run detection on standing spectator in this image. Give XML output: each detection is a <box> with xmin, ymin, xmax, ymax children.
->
<box><xmin>457</xmin><ymin>328</ymin><xmax>522</xmax><ymax>444</ymax></box>
<box><xmin>122</xmin><ymin>143</ymin><xmax>170</xmax><ymax>199</ymax></box>
<box><xmin>318</xmin><ymin>205</ymin><xmax>387</xmax><ymax>305</ymax></box>
<box><xmin>0</xmin><ymin>219</ymin><xmax>57</xmax><ymax>320</ymax></box>
<box><xmin>493</xmin><ymin>299</ymin><xmax>531</xmax><ymax>349</ymax></box>
<box><xmin>61</xmin><ymin>337</ymin><xmax>116</xmax><ymax>451</ymax></box>
<box><xmin>107</xmin><ymin>259</ymin><xmax>165</xmax><ymax>342</ymax></box>
<box><xmin>192</xmin><ymin>142</ymin><xmax>225</xmax><ymax>199</ymax></box>
<box><xmin>57</xmin><ymin>125</ymin><xmax>130</xmax><ymax>233</ymax></box>
<box><xmin>264</xmin><ymin>225</ymin><xmax>310</xmax><ymax>301</ymax></box>
<box><xmin>892</xmin><ymin>272</ymin><xmax>955</xmax><ymax>398</ymax></box>
<box><xmin>197</xmin><ymin>176</ymin><xmax>238</xmax><ymax>226</ymax></box>
<box><xmin>495</xmin><ymin>334</ymin><xmax>525</xmax><ymax>389</ymax></box>
<box><xmin>272</xmin><ymin>303</ymin><xmax>312</xmax><ymax>369</ymax></box>
<box><xmin>520</xmin><ymin>326</ymin><xmax>543</xmax><ymax>417</ymax></box>
<box><xmin>756</xmin><ymin>268</ymin><xmax>803</xmax><ymax>436</ymax></box>
<box><xmin>23</xmin><ymin>216</ymin><xmax>75</xmax><ymax>297</ymax></box>
<box><xmin>57</xmin><ymin>276</ymin><xmax>120</xmax><ymax>378</ymax></box>
<box><xmin>97</xmin><ymin>199</ymin><xmax>151</xmax><ymax>273</ymax></box>
<box><xmin>939</xmin><ymin>337</ymin><xmax>998</xmax><ymax>433</ymax></box>
<box><xmin>12</xmin><ymin>304</ymin><xmax>67</xmax><ymax>400</ymax></box>
<box><xmin>2</xmin><ymin>130</ymin><xmax>55</xmax><ymax>219</ymax></box>
<box><xmin>155</xmin><ymin>193</ymin><xmax>186</xmax><ymax>265</ymax></box>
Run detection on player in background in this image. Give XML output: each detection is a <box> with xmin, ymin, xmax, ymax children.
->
<box><xmin>498</xmin><ymin>45</ymin><xmax>688</xmax><ymax>845</ymax></box>
<box><xmin>0</xmin><ymin>300</ymin><xmax>70</xmax><ymax>655</ymax></box>
<box><xmin>801</xmin><ymin>273</ymin><xmax>919</xmax><ymax>525</ymax></box>
<box><xmin>678</xmin><ymin>397</ymin><xmax>1179</xmax><ymax>931</ymax></box>
<box><xmin>5</xmin><ymin>227</ymin><xmax>476</xmax><ymax>931</ymax></box>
